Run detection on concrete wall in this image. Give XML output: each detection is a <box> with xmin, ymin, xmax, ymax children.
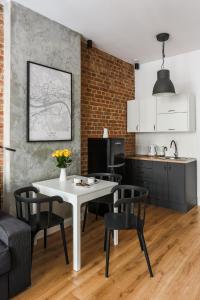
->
<box><xmin>135</xmin><ymin>49</ymin><xmax>200</xmax><ymax>203</ymax></box>
<box><xmin>5</xmin><ymin>2</ymin><xmax>81</xmax><ymax>215</ymax></box>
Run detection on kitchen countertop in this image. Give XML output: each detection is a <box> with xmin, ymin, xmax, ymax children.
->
<box><xmin>126</xmin><ymin>155</ymin><xmax>196</xmax><ymax>164</ymax></box>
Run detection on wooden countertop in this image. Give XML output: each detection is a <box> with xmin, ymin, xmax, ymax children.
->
<box><xmin>126</xmin><ymin>155</ymin><xmax>196</xmax><ymax>164</ymax></box>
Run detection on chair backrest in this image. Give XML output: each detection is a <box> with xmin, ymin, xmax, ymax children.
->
<box><xmin>88</xmin><ymin>173</ymin><xmax>122</xmax><ymax>183</ymax></box>
<box><xmin>14</xmin><ymin>186</ymin><xmax>63</xmax><ymax>227</ymax></box>
<box><xmin>111</xmin><ymin>185</ymin><xmax>149</xmax><ymax>228</ymax></box>
<box><xmin>14</xmin><ymin>186</ymin><xmax>38</xmax><ymax>223</ymax></box>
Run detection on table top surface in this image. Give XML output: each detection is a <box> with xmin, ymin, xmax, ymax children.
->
<box><xmin>32</xmin><ymin>175</ymin><xmax>118</xmax><ymax>197</ymax></box>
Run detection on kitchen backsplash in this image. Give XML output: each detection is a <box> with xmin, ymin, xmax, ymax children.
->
<box><xmin>136</xmin><ymin>132</ymin><xmax>198</xmax><ymax>158</ymax></box>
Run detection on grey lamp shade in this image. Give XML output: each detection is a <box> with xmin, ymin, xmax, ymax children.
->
<box><xmin>152</xmin><ymin>69</ymin><xmax>175</xmax><ymax>96</ymax></box>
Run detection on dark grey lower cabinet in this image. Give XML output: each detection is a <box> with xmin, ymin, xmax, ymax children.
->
<box><xmin>125</xmin><ymin>159</ymin><xmax>197</xmax><ymax>212</ymax></box>
<box><xmin>167</xmin><ymin>163</ymin><xmax>185</xmax><ymax>211</ymax></box>
<box><xmin>152</xmin><ymin>162</ymin><xmax>169</xmax><ymax>208</ymax></box>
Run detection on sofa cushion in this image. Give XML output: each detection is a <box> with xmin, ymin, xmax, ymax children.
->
<box><xmin>0</xmin><ymin>210</ymin><xmax>31</xmax><ymax>297</ymax></box>
<box><xmin>0</xmin><ymin>240</ymin><xmax>11</xmax><ymax>276</ymax></box>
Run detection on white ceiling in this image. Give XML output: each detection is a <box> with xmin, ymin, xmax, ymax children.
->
<box><xmin>11</xmin><ymin>0</ymin><xmax>200</xmax><ymax>63</ymax></box>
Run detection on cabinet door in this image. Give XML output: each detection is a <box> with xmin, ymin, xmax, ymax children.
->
<box><xmin>139</xmin><ymin>98</ymin><xmax>156</xmax><ymax>132</ymax></box>
<box><xmin>152</xmin><ymin>162</ymin><xmax>169</xmax><ymax>207</ymax></box>
<box><xmin>157</xmin><ymin>94</ymin><xmax>188</xmax><ymax>114</ymax></box>
<box><xmin>127</xmin><ymin>100</ymin><xmax>139</xmax><ymax>132</ymax></box>
<box><xmin>168</xmin><ymin>163</ymin><xmax>186</xmax><ymax>211</ymax></box>
<box><xmin>157</xmin><ymin>113</ymin><xmax>188</xmax><ymax>132</ymax></box>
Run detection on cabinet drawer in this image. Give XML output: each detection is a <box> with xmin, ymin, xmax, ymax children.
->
<box><xmin>135</xmin><ymin>169</ymin><xmax>152</xmax><ymax>178</ymax></box>
<box><xmin>157</xmin><ymin>113</ymin><xmax>188</xmax><ymax>132</ymax></box>
<box><xmin>135</xmin><ymin>160</ymin><xmax>153</xmax><ymax>170</ymax></box>
<box><xmin>136</xmin><ymin>175</ymin><xmax>152</xmax><ymax>184</ymax></box>
<box><xmin>157</xmin><ymin>95</ymin><xmax>188</xmax><ymax>113</ymax></box>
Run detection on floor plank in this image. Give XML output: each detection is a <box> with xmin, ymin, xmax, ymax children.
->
<box><xmin>13</xmin><ymin>205</ymin><xmax>200</xmax><ymax>300</ymax></box>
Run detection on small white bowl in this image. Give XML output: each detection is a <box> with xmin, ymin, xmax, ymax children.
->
<box><xmin>87</xmin><ymin>177</ymin><xmax>95</xmax><ymax>185</ymax></box>
<box><xmin>74</xmin><ymin>178</ymin><xmax>82</xmax><ymax>184</ymax></box>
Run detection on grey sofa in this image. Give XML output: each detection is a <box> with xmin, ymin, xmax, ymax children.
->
<box><xmin>0</xmin><ymin>210</ymin><xmax>32</xmax><ymax>299</ymax></box>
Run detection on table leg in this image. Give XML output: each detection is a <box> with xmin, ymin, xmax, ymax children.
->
<box><xmin>32</xmin><ymin>191</ymin><xmax>37</xmax><ymax>213</ymax></box>
<box><xmin>72</xmin><ymin>202</ymin><xmax>81</xmax><ymax>271</ymax></box>
<box><xmin>32</xmin><ymin>192</ymin><xmax>38</xmax><ymax>245</ymax></box>
<box><xmin>114</xmin><ymin>190</ymin><xmax>119</xmax><ymax>245</ymax></box>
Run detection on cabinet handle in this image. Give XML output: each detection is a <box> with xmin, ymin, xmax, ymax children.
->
<box><xmin>168</xmin><ymin>109</ymin><xmax>175</xmax><ymax>112</ymax></box>
<box><xmin>168</xmin><ymin>128</ymin><xmax>175</xmax><ymax>131</ymax></box>
<box><xmin>136</xmin><ymin>124</ymin><xmax>139</xmax><ymax>131</ymax></box>
<box><xmin>154</xmin><ymin>124</ymin><xmax>156</xmax><ymax>131</ymax></box>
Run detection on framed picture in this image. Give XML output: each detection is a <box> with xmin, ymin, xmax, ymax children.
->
<box><xmin>27</xmin><ymin>61</ymin><xmax>72</xmax><ymax>142</ymax></box>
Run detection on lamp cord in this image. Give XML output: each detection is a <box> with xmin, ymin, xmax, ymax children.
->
<box><xmin>161</xmin><ymin>41</ymin><xmax>165</xmax><ymax>69</ymax></box>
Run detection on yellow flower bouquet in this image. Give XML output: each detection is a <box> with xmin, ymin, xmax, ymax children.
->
<box><xmin>52</xmin><ymin>149</ymin><xmax>72</xmax><ymax>168</ymax></box>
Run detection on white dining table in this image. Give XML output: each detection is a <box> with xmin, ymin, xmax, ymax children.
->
<box><xmin>32</xmin><ymin>175</ymin><xmax>119</xmax><ymax>272</ymax></box>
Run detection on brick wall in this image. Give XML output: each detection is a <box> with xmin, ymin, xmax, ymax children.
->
<box><xmin>81</xmin><ymin>40</ymin><xmax>135</xmax><ymax>174</ymax></box>
<box><xmin>0</xmin><ymin>5</ymin><xmax>3</xmax><ymax>207</ymax></box>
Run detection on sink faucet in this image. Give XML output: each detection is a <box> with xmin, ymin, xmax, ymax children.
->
<box><xmin>170</xmin><ymin>140</ymin><xmax>178</xmax><ymax>158</ymax></box>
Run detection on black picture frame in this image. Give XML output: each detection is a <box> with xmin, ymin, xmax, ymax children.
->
<box><xmin>27</xmin><ymin>61</ymin><xmax>72</xmax><ymax>142</ymax></box>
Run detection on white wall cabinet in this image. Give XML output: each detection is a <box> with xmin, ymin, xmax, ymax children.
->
<box><xmin>127</xmin><ymin>100</ymin><xmax>139</xmax><ymax>132</ymax></box>
<box><xmin>157</xmin><ymin>113</ymin><xmax>188</xmax><ymax>132</ymax></box>
<box><xmin>156</xmin><ymin>94</ymin><xmax>195</xmax><ymax>132</ymax></box>
<box><xmin>157</xmin><ymin>94</ymin><xmax>188</xmax><ymax>113</ymax></box>
<box><xmin>139</xmin><ymin>98</ymin><xmax>156</xmax><ymax>132</ymax></box>
<box><xmin>127</xmin><ymin>94</ymin><xmax>195</xmax><ymax>133</ymax></box>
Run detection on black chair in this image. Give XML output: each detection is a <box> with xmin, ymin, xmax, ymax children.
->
<box><xmin>14</xmin><ymin>186</ymin><xmax>69</xmax><ymax>265</ymax></box>
<box><xmin>104</xmin><ymin>185</ymin><xmax>153</xmax><ymax>278</ymax></box>
<box><xmin>82</xmin><ymin>173</ymin><xmax>122</xmax><ymax>232</ymax></box>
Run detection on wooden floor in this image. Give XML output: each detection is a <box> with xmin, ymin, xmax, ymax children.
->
<box><xmin>13</xmin><ymin>205</ymin><xmax>200</xmax><ymax>300</ymax></box>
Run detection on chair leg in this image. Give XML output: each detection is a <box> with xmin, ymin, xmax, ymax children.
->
<box><xmin>60</xmin><ymin>222</ymin><xmax>69</xmax><ymax>265</ymax></box>
<box><xmin>31</xmin><ymin>233</ymin><xmax>36</xmax><ymax>266</ymax></box>
<box><xmin>104</xmin><ymin>228</ymin><xmax>107</xmax><ymax>252</ymax></box>
<box><xmin>137</xmin><ymin>229</ymin><xmax>143</xmax><ymax>251</ymax></box>
<box><xmin>105</xmin><ymin>229</ymin><xmax>111</xmax><ymax>278</ymax></box>
<box><xmin>44</xmin><ymin>228</ymin><xmax>47</xmax><ymax>249</ymax></box>
<box><xmin>107</xmin><ymin>203</ymin><xmax>113</xmax><ymax>241</ymax></box>
<box><xmin>31</xmin><ymin>235</ymin><xmax>34</xmax><ymax>257</ymax></box>
<box><xmin>82</xmin><ymin>204</ymin><xmax>88</xmax><ymax>233</ymax></box>
<box><xmin>140</xmin><ymin>232</ymin><xmax>154</xmax><ymax>277</ymax></box>
<box><xmin>96</xmin><ymin>203</ymin><xmax>99</xmax><ymax>220</ymax></box>
<box><xmin>108</xmin><ymin>203</ymin><xmax>113</xmax><ymax>213</ymax></box>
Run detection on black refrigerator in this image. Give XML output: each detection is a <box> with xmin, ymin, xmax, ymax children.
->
<box><xmin>88</xmin><ymin>138</ymin><xmax>125</xmax><ymax>180</ymax></box>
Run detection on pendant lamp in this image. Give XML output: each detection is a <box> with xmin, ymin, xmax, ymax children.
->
<box><xmin>152</xmin><ymin>33</ymin><xmax>175</xmax><ymax>96</ymax></box>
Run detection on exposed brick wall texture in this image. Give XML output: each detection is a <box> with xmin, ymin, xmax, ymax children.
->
<box><xmin>81</xmin><ymin>40</ymin><xmax>135</xmax><ymax>175</ymax></box>
<box><xmin>0</xmin><ymin>5</ymin><xmax>3</xmax><ymax>207</ymax></box>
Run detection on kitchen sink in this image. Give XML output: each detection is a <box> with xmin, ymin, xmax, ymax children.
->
<box><xmin>158</xmin><ymin>156</ymin><xmax>176</xmax><ymax>160</ymax></box>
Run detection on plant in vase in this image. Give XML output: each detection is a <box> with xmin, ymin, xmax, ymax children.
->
<box><xmin>51</xmin><ymin>149</ymin><xmax>72</xmax><ymax>181</ymax></box>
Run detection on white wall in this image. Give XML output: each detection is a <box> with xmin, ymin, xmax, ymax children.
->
<box><xmin>135</xmin><ymin>49</ymin><xmax>200</xmax><ymax>202</ymax></box>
